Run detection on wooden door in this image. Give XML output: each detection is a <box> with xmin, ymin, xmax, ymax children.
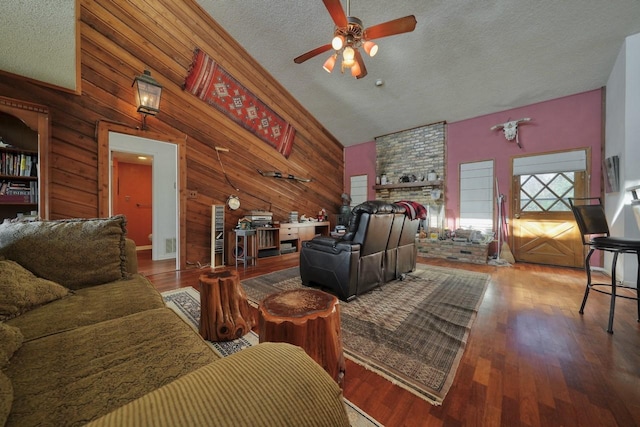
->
<box><xmin>511</xmin><ymin>171</ymin><xmax>586</xmax><ymax>267</ymax></box>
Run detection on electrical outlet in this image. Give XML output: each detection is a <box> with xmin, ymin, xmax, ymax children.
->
<box><xmin>188</xmin><ymin>190</ymin><xmax>198</xmax><ymax>199</ymax></box>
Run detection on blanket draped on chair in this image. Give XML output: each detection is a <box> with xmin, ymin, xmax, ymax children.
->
<box><xmin>395</xmin><ymin>200</ymin><xmax>427</xmax><ymax>220</ymax></box>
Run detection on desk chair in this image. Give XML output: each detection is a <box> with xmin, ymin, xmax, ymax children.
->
<box><xmin>569</xmin><ymin>197</ymin><xmax>640</xmax><ymax>333</ymax></box>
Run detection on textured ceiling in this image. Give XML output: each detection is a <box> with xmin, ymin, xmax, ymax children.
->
<box><xmin>198</xmin><ymin>0</ymin><xmax>640</xmax><ymax>146</ymax></box>
<box><xmin>2</xmin><ymin>2</ymin><xmax>639</xmax><ymax>147</ymax></box>
<box><xmin>0</xmin><ymin>0</ymin><xmax>77</xmax><ymax>92</ymax></box>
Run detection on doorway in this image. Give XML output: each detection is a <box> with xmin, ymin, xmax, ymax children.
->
<box><xmin>97</xmin><ymin>121</ymin><xmax>187</xmax><ymax>272</ymax></box>
<box><xmin>510</xmin><ymin>149</ymin><xmax>589</xmax><ymax>268</ymax></box>
<box><xmin>109</xmin><ymin>134</ymin><xmax>177</xmax><ymax>271</ymax></box>
<box><xmin>112</xmin><ymin>152</ymin><xmax>153</xmax><ymax>250</ymax></box>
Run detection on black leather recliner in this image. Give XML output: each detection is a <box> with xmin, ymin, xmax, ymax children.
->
<box><xmin>383</xmin><ymin>206</ymin><xmax>407</xmax><ymax>282</ymax></box>
<box><xmin>397</xmin><ymin>216</ymin><xmax>420</xmax><ymax>276</ymax></box>
<box><xmin>300</xmin><ymin>200</ymin><xmax>411</xmax><ymax>301</ymax></box>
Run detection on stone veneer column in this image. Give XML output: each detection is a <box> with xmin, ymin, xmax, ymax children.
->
<box><xmin>375</xmin><ymin>122</ymin><xmax>446</xmax><ymax>230</ymax></box>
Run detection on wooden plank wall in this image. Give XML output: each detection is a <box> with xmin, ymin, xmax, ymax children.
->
<box><xmin>0</xmin><ymin>0</ymin><xmax>344</xmax><ymax>267</ymax></box>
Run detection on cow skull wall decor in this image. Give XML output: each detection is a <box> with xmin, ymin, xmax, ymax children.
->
<box><xmin>490</xmin><ymin>117</ymin><xmax>532</xmax><ymax>148</ymax></box>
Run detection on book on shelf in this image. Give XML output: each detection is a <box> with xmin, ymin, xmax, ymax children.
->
<box><xmin>0</xmin><ymin>180</ymin><xmax>38</xmax><ymax>203</ymax></box>
<box><xmin>0</xmin><ymin>152</ymin><xmax>37</xmax><ymax>177</ymax></box>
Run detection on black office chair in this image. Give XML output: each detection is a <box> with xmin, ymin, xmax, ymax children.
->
<box><xmin>569</xmin><ymin>197</ymin><xmax>640</xmax><ymax>333</ymax></box>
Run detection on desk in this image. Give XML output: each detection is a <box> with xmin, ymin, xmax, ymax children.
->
<box><xmin>278</xmin><ymin>221</ymin><xmax>330</xmax><ymax>251</ymax></box>
<box><xmin>237</xmin><ymin>222</ymin><xmax>331</xmax><ymax>260</ymax></box>
<box><xmin>233</xmin><ymin>229</ymin><xmax>257</xmax><ymax>269</ymax></box>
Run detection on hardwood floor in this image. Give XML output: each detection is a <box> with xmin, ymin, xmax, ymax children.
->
<box><xmin>140</xmin><ymin>254</ymin><xmax>640</xmax><ymax>427</ymax></box>
<box><xmin>135</xmin><ymin>250</ymin><xmax>178</xmax><ymax>277</ymax></box>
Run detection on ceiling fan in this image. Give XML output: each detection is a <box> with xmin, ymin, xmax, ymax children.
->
<box><xmin>294</xmin><ymin>0</ymin><xmax>417</xmax><ymax>79</ymax></box>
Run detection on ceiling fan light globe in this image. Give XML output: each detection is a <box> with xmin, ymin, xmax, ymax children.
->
<box><xmin>343</xmin><ymin>58</ymin><xmax>355</xmax><ymax>68</ymax></box>
<box><xmin>343</xmin><ymin>46</ymin><xmax>355</xmax><ymax>62</ymax></box>
<box><xmin>331</xmin><ymin>35</ymin><xmax>344</xmax><ymax>50</ymax></box>
<box><xmin>364</xmin><ymin>41</ymin><xmax>378</xmax><ymax>57</ymax></box>
<box><xmin>323</xmin><ymin>54</ymin><xmax>337</xmax><ymax>73</ymax></box>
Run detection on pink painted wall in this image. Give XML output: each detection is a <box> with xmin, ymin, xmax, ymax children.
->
<box><xmin>344</xmin><ymin>89</ymin><xmax>604</xmax><ymax>233</ymax></box>
<box><xmin>446</xmin><ymin>88</ymin><xmax>603</xmax><ymax>229</ymax></box>
<box><xmin>343</xmin><ymin>139</ymin><xmax>377</xmax><ymax>200</ymax></box>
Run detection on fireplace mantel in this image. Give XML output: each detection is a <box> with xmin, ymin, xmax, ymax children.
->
<box><xmin>373</xmin><ymin>180</ymin><xmax>442</xmax><ymax>190</ymax></box>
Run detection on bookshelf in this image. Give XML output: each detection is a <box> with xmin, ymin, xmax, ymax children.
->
<box><xmin>0</xmin><ymin>148</ymin><xmax>38</xmax><ymax>202</ymax></box>
<box><xmin>0</xmin><ymin>96</ymin><xmax>50</xmax><ymax>222</ymax></box>
<box><xmin>257</xmin><ymin>227</ymin><xmax>280</xmax><ymax>258</ymax></box>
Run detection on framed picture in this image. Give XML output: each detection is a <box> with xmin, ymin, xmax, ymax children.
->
<box><xmin>603</xmin><ymin>155</ymin><xmax>620</xmax><ymax>193</ymax></box>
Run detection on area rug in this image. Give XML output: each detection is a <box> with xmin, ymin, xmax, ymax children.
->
<box><xmin>239</xmin><ymin>265</ymin><xmax>489</xmax><ymax>405</ymax></box>
<box><xmin>162</xmin><ymin>287</ymin><xmax>382</xmax><ymax>427</ymax></box>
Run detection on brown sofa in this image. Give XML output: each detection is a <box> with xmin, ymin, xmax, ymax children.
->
<box><xmin>0</xmin><ymin>216</ymin><xmax>349</xmax><ymax>427</ymax></box>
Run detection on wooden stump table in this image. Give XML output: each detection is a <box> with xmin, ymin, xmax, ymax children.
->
<box><xmin>199</xmin><ymin>269</ymin><xmax>255</xmax><ymax>342</ymax></box>
<box><xmin>258</xmin><ymin>288</ymin><xmax>346</xmax><ymax>388</ymax></box>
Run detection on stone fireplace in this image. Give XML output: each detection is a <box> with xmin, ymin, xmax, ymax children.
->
<box><xmin>374</xmin><ymin>122</ymin><xmax>489</xmax><ymax>264</ymax></box>
<box><xmin>375</xmin><ymin>122</ymin><xmax>446</xmax><ymax>234</ymax></box>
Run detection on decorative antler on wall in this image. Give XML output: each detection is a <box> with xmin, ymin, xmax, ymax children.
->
<box><xmin>490</xmin><ymin>117</ymin><xmax>532</xmax><ymax>148</ymax></box>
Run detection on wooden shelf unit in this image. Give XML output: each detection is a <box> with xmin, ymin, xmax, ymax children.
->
<box><xmin>257</xmin><ymin>227</ymin><xmax>280</xmax><ymax>258</ymax></box>
<box><xmin>210</xmin><ymin>205</ymin><xmax>225</xmax><ymax>268</ymax></box>
<box><xmin>0</xmin><ymin>96</ymin><xmax>50</xmax><ymax>221</ymax></box>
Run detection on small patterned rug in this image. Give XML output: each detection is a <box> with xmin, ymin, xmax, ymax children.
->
<box><xmin>239</xmin><ymin>265</ymin><xmax>489</xmax><ymax>405</ymax></box>
<box><xmin>163</xmin><ymin>287</ymin><xmax>382</xmax><ymax>427</ymax></box>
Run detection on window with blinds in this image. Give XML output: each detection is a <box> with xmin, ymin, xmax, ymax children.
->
<box><xmin>459</xmin><ymin>160</ymin><xmax>494</xmax><ymax>232</ymax></box>
<box><xmin>350</xmin><ymin>175</ymin><xmax>368</xmax><ymax>207</ymax></box>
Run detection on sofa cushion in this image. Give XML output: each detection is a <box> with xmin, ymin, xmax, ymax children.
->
<box><xmin>6</xmin><ymin>274</ymin><xmax>165</xmax><ymax>342</ymax></box>
<box><xmin>0</xmin><ymin>215</ymin><xmax>128</xmax><ymax>290</ymax></box>
<box><xmin>4</xmin><ymin>308</ymin><xmax>219</xmax><ymax>427</ymax></box>
<box><xmin>0</xmin><ymin>260</ymin><xmax>70</xmax><ymax>321</ymax></box>
<box><xmin>0</xmin><ymin>323</ymin><xmax>22</xmax><ymax>426</ymax></box>
<box><xmin>0</xmin><ymin>322</ymin><xmax>23</xmax><ymax>367</ymax></box>
<box><xmin>86</xmin><ymin>343</ymin><xmax>350</xmax><ymax>427</ymax></box>
<box><xmin>0</xmin><ymin>371</ymin><xmax>12</xmax><ymax>427</ymax></box>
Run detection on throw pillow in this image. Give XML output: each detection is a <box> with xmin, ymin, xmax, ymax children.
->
<box><xmin>0</xmin><ymin>322</ymin><xmax>23</xmax><ymax>367</ymax></box>
<box><xmin>0</xmin><ymin>215</ymin><xmax>128</xmax><ymax>289</ymax></box>
<box><xmin>0</xmin><ymin>260</ymin><xmax>70</xmax><ymax>321</ymax></box>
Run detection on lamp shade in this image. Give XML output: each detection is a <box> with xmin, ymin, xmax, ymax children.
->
<box><xmin>350</xmin><ymin>61</ymin><xmax>362</xmax><ymax>77</ymax></box>
<box><xmin>331</xmin><ymin>35</ymin><xmax>344</xmax><ymax>50</ymax></box>
<box><xmin>323</xmin><ymin>54</ymin><xmax>337</xmax><ymax>73</ymax></box>
<box><xmin>132</xmin><ymin>70</ymin><xmax>162</xmax><ymax>116</ymax></box>
<box><xmin>364</xmin><ymin>41</ymin><xmax>378</xmax><ymax>57</ymax></box>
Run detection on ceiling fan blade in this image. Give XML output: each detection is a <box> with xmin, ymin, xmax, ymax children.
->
<box><xmin>364</xmin><ymin>15</ymin><xmax>417</xmax><ymax>40</ymax></box>
<box><xmin>294</xmin><ymin>44</ymin><xmax>333</xmax><ymax>64</ymax></box>
<box><xmin>322</xmin><ymin>0</ymin><xmax>348</xmax><ymax>28</ymax></box>
<box><xmin>354</xmin><ymin>49</ymin><xmax>367</xmax><ymax>79</ymax></box>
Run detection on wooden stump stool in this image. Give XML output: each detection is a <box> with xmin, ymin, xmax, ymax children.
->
<box><xmin>199</xmin><ymin>269</ymin><xmax>255</xmax><ymax>342</ymax></box>
<box><xmin>258</xmin><ymin>288</ymin><xmax>346</xmax><ymax>387</ymax></box>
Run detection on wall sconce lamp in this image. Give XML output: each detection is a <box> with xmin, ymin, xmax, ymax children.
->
<box><xmin>132</xmin><ymin>69</ymin><xmax>162</xmax><ymax>129</ymax></box>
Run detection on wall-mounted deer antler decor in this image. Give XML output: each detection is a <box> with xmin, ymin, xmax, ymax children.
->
<box><xmin>490</xmin><ymin>117</ymin><xmax>532</xmax><ymax>148</ymax></box>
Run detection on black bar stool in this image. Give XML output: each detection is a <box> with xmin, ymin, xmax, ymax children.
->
<box><xmin>569</xmin><ymin>197</ymin><xmax>640</xmax><ymax>333</ymax></box>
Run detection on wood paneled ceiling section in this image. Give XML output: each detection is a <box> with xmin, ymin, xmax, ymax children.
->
<box><xmin>0</xmin><ymin>0</ymin><xmax>343</xmax><ymax>266</ymax></box>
